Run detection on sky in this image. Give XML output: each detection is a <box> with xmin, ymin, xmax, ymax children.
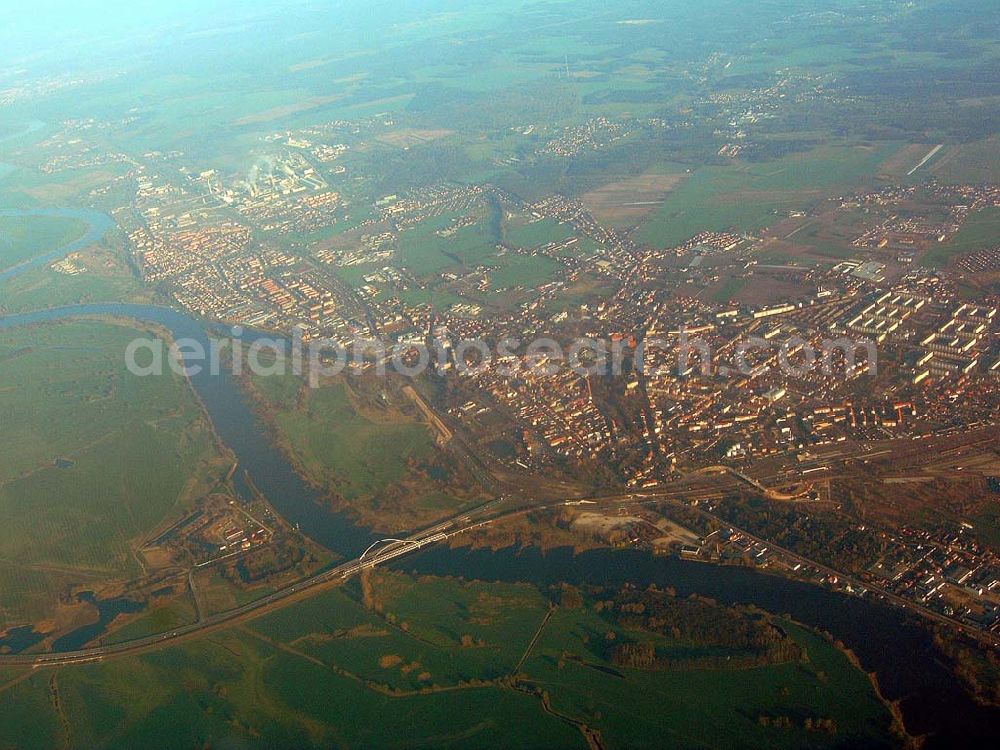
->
<box><xmin>0</xmin><ymin>0</ymin><xmax>310</xmax><ymax>65</ymax></box>
<box><xmin>0</xmin><ymin>0</ymin><xmax>476</xmax><ymax>74</ymax></box>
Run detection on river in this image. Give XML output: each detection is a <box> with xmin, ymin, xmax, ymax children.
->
<box><xmin>0</xmin><ymin>207</ymin><xmax>116</xmax><ymax>282</ymax></box>
<box><xmin>0</xmin><ymin>302</ymin><xmax>378</xmax><ymax>557</ymax></box>
<box><xmin>2</xmin><ymin>210</ymin><xmax>998</xmax><ymax>746</ymax></box>
<box><xmin>406</xmin><ymin>545</ymin><xmax>1000</xmax><ymax>748</ymax></box>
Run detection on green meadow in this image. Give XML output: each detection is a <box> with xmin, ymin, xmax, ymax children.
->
<box><xmin>931</xmin><ymin>137</ymin><xmax>1000</xmax><ymax>185</ymax></box>
<box><xmin>491</xmin><ymin>254</ymin><xmax>560</xmax><ymax>290</ymax></box>
<box><xmin>257</xmin><ymin>376</ymin><xmax>435</xmax><ymax>502</ymax></box>
<box><xmin>0</xmin><ymin>262</ymin><xmax>145</xmax><ymax>314</ymax></box>
<box><xmin>924</xmin><ymin>206</ymin><xmax>1000</xmax><ymax>266</ymax></box>
<box><xmin>250</xmin><ymin>576</ymin><xmax>552</xmax><ymax>691</ymax></box>
<box><xmin>0</xmin><ymin>215</ymin><xmax>146</xmax><ymax>315</ymax></box>
<box><xmin>245</xmin><ymin>367</ymin><xmax>485</xmax><ymax>529</ymax></box>
<box><xmin>504</xmin><ymin>217</ymin><xmax>575</xmax><ymax>249</ymax></box>
<box><xmin>0</xmin><ymin>163</ymin><xmax>131</xmax><ymax>209</ymax></box>
<box><xmin>711</xmin><ymin>275</ymin><xmax>749</xmax><ymax>303</ymax></box>
<box><xmin>0</xmin><ymin>571</ymin><xmax>898</xmax><ymax>749</ymax></box>
<box><xmin>525</xmin><ymin>608</ymin><xmax>896</xmax><ymax>750</ymax></box>
<box><xmin>396</xmin><ymin>212</ymin><xmax>499</xmax><ymax>278</ymax></box>
<box><xmin>0</xmin><ymin>214</ymin><xmax>88</xmax><ymax>271</ymax></box>
<box><xmin>0</xmin><ymin>321</ymin><xmax>223</xmax><ymax>622</ymax></box>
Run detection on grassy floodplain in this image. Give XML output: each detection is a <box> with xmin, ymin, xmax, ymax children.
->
<box><xmin>0</xmin><ymin>214</ymin><xmax>88</xmax><ymax>272</ymax></box>
<box><xmin>526</xmin><ymin>610</ymin><xmax>895</xmax><ymax>750</ymax></box>
<box><xmin>0</xmin><ymin>262</ymin><xmax>145</xmax><ymax>314</ymax></box>
<box><xmin>0</xmin><ymin>570</ymin><xmax>899</xmax><ymax>749</ymax></box>
<box><xmin>268</xmin><ymin>378</ymin><xmax>435</xmax><ymax>501</ymax></box>
<box><xmin>246</xmin><ymin>369</ymin><xmax>483</xmax><ymax>528</ymax></box>
<box><xmin>0</xmin><ymin>209</ymin><xmax>146</xmax><ymax>315</ymax></box>
<box><xmin>0</xmin><ymin>321</ymin><xmax>224</xmax><ymax>622</ymax></box>
<box><xmin>249</xmin><ymin>373</ymin><xmax>486</xmax><ymax>532</ymax></box>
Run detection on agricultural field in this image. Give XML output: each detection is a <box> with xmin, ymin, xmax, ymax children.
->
<box><xmin>0</xmin><ymin>321</ymin><xmax>226</xmax><ymax>623</ymax></box>
<box><xmin>637</xmin><ymin>144</ymin><xmax>902</xmax><ymax>248</ymax></box>
<box><xmin>580</xmin><ymin>167</ymin><xmax>688</xmax><ymax>230</ymax></box>
<box><xmin>929</xmin><ymin>137</ymin><xmax>1000</xmax><ymax>185</ymax></box>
